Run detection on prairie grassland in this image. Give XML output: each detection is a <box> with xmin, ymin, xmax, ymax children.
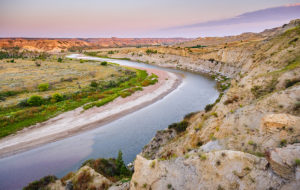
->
<box><xmin>0</xmin><ymin>57</ymin><xmax>158</xmax><ymax>138</ymax></box>
<box><xmin>0</xmin><ymin>58</ymin><xmax>121</xmax><ymax>107</ymax></box>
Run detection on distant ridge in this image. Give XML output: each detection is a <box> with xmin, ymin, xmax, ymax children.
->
<box><xmin>0</xmin><ymin>38</ymin><xmax>190</xmax><ymax>52</ymax></box>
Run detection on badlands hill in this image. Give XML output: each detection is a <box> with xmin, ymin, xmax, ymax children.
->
<box><xmin>0</xmin><ymin>37</ymin><xmax>190</xmax><ymax>52</ymax></box>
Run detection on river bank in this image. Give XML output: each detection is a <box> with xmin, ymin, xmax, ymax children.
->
<box><xmin>0</xmin><ymin>66</ymin><xmax>181</xmax><ymax>158</ymax></box>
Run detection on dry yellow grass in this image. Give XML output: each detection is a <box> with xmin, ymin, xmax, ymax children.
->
<box><xmin>0</xmin><ymin>58</ymin><xmax>121</xmax><ymax>107</ymax></box>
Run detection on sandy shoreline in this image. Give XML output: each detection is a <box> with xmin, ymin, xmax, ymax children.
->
<box><xmin>0</xmin><ymin>67</ymin><xmax>182</xmax><ymax>158</ymax></box>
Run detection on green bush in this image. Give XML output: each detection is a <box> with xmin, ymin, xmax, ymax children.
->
<box><xmin>57</xmin><ymin>57</ymin><xmax>63</xmax><ymax>62</ymax></box>
<box><xmin>168</xmin><ymin>121</ymin><xmax>189</xmax><ymax>133</ymax></box>
<box><xmin>184</xmin><ymin>112</ymin><xmax>197</xmax><ymax>120</ymax></box>
<box><xmin>145</xmin><ymin>49</ymin><xmax>158</xmax><ymax>55</ymax></box>
<box><xmin>101</xmin><ymin>61</ymin><xmax>108</xmax><ymax>66</ymax></box>
<box><xmin>90</xmin><ymin>81</ymin><xmax>98</xmax><ymax>88</ymax></box>
<box><xmin>205</xmin><ymin>104</ymin><xmax>214</xmax><ymax>112</ymax></box>
<box><xmin>18</xmin><ymin>98</ymin><xmax>29</xmax><ymax>107</ymax></box>
<box><xmin>38</xmin><ymin>83</ymin><xmax>49</xmax><ymax>91</ymax></box>
<box><xmin>27</xmin><ymin>95</ymin><xmax>43</xmax><ymax>106</ymax></box>
<box><xmin>23</xmin><ymin>175</ymin><xmax>57</xmax><ymax>190</ymax></box>
<box><xmin>80</xmin><ymin>150</ymin><xmax>131</xmax><ymax>181</ymax></box>
<box><xmin>52</xmin><ymin>93</ymin><xmax>63</xmax><ymax>102</ymax></box>
<box><xmin>295</xmin><ymin>159</ymin><xmax>300</xmax><ymax>166</ymax></box>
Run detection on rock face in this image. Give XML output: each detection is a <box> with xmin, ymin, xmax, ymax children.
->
<box><xmin>131</xmin><ymin>151</ymin><xmax>284</xmax><ymax>190</ymax></box>
<box><xmin>267</xmin><ymin>144</ymin><xmax>300</xmax><ymax>179</ymax></box>
<box><xmin>142</xmin><ymin>129</ymin><xmax>177</xmax><ymax>159</ymax></box>
<box><xmin>125</xmin><ymin>20</ymin><xmax>300</xmax><ymax>190</ymax></box>
<box><xmin>261</xmin><ymin>114</ymin><xmax>299</xmax><ymax>133</ymax></box>
<box><xmin>47</xmin><ymin>166</ymin><xmax>112</xmax><ymax>190</ymax></box>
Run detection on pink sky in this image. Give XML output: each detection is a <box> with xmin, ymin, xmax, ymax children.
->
<box><xmin>1</xmin><ymin>0</ymin><xmax>300</xmax><ymax>37</ymax></box>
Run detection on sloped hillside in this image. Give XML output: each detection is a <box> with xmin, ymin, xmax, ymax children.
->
<box><xmin>129</xmin><ymin>20</ymin><xmax>300</xmax><ymax>190</ymax></box>
<box><xmin>32</xmin><ymin>20</ymin><xmax>300</xmax><ymax>190</ymax></box>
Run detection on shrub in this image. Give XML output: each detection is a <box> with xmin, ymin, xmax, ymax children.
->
<box><xmin>27</xmin><ymin>95</ymin><xmax>43</xmax><ymax>106</ymax></box>
<box><xmin>251</xmin><ymin>79</ymin><xmax>278</xmax><ymax>98</ymax></box>
<box><xmin>23</xmin><ymin>175</ymin><xmax>57</xmax><ymax>190</ymax></box>
<box><xmin>211</xmin><ymin>112</ymin><xmax>218</xmax><ymax>117</ymax></box>
<box><xmin>294</xmin><ymin>101</ymin><xmax>300</xmax><ymax>111</ymax></box>
<box><xmin>38</xmin><ymin>83</ymin><xmax>49</xmax><ymax>91</ymax></box>
<box><xmin>90</xmin><ymin>81</ymin><xmax>98</xmax><ymax>88</ymax></box>
<box><xmin>280</xmin><ymin>139</ymin><xmax>287</xmax><ymax>147</ymax></box>
<box><xmin>52</xmin><ymin>93</ymin><xmax>63</xmax><ymax>102</ymax></box>
<box><xmin>101</xmin><ymin>61</ymin><xmax>108</xmax><ymax>66</ymax></box>
<box><xmin>145</xmin><ymin>49</ymin><xmax>158</xmax><ymax>55</ymax></box>
<box><xmin>35</xmin><ymin>61</ymin><xmax>41</xmax><ymax>67</ymax></box>
<box><xmin>150</xmin><ymin>161</ymin><xmax>156</xmax><ymax>168</ymax></box>
<box><xmin>295</xmin><ymin>159</ymin><xmax>300</xmax><ymax>166</ymax></box>
<box><xmin>61</xmin><ymin>172</ymin><xmax>75</xmax><ymax>185</ymax></box>
<box><xmin>57</xmin><ymin>57</ymin><xmax>63</xmax><ymax>62</ymax></box>
<box><xmin>184</xmin><ymin>112</ymin><xmax>197</xmax><ymax>120</ymax></box>
<box><xmin>285</xmin><ymin>78</ymin><xmax>300</xmax><ymax>88</ymax></box>
<box><xmin>205</xmin><ymin>104</ymin><xmax>214</xmax><ymax>112</ymax></box>
<box><xmin>168</xmin><ymin>120</ymin><xmax>189</xmax><ymax>133</ymax></box>
<box><xmin>224</xmin><ymin>96</ymin><xmax>239</xmax><ymax>105</ymax></box>
<box><xmin>200</xmin><ymin>154</ymin><xmax>207</xmax><ymax>160</ymax></box>
<box><xmin>108</xmin><ymin>51</ymin><xmax>114</xmax><ymax>54</ymax></box>
<box><xmin>81</xmin><ymin>150</ymin><xmax>131</xmax><ymax>181</ymax></box>
<box><xmin>18</xmin><ymin>98</ymin><xmax>29</xmax><ymax>107</ymax></box>
<box><xmin>73</xmin><ymin>169</ymin><xmax>92</xmax><ymax>190</ymax></box>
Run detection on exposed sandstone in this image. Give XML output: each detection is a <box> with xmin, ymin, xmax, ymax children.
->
<box><xmin>131</xmin><ymin>151</ymin><xmax>284</xmax><ymax>190</ymax></box>
<box><xmin>260</xmin><ymin>114</ymin><xmax>299</xmax><ymax>133</ymax></box>
<box><xmin>267</xmin><ymin>144</ymin><xmax>300</xmax><ymax>179</ymax></box>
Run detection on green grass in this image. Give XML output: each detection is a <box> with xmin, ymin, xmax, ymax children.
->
<box><xmin>267</xmin><ymin>56</ymin><xmax>300</xmax><ymax>76</ymax></box>
<box><xmin>0</xmin><ymin>68</ymin><xmax>158</xmax><ymax>138</ymax></box>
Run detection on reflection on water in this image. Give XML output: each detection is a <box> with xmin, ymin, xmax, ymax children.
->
<box><xmin>0</xmin><ymin>55</ymin><xmax>219</xmax><ymax>190</ymax></box>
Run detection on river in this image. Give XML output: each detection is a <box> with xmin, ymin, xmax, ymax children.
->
<box><xmin>0</xmin><ymin>55</ymin><xmax>219</xmax><ymax>190</ymax></box>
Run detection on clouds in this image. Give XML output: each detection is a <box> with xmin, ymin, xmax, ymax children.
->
<box><xmin>159</xmin><ymin>4</ymin><xmax>300</xmax><ymax>37</ymax></box>
<box><xmin>168</xmin><ymin>5</ymin><xmax>300</xmax><ymax>29</ymax></box>
<box><xmin>0</xmin><ymin>0</ymin><xmax>300</xmax><ymax>37</ymax></box>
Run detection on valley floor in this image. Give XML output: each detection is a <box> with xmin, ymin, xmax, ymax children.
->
<box><xmin>0</xmin><ymin>66</ymin><xmax>181</xmax><ymax>157</ymax></box>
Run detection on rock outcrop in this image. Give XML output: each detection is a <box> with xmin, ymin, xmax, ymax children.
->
<box><xmin>124</xmin><ymin>20</ymin><xmax>300</xmax><ymax>190</ymax></box>
<box><xmin>40</xmin><ymin>20</ymin><xmax>300</xmax><ymax>190</ymax></box>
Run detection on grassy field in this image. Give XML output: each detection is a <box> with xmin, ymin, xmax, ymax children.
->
<box><xmin>0</xmin><ymin>57</ymin><xmax>158</xmax><ymax>138</ymax></box>
<box><xmin>0</xmin><ymin>58</ymin><xmax>123</xmax><ymax>107</ymax></box>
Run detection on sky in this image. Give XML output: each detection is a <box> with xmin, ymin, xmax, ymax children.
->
<box><xmin>0</xmin><ymin>0</ymin><xmax>300</xmax><ymax>38</ymax></box>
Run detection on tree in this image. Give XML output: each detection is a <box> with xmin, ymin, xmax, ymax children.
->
<box><xmin>116</xmin><ymin>150</ymin><xmax>130</xmax><ymax>176</ymax></box>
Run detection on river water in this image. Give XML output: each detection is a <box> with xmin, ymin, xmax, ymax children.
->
<box><xmin>0</xmin><ymin>55</ymin><xmax>219</xmax><ymax>190</ymax></box>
